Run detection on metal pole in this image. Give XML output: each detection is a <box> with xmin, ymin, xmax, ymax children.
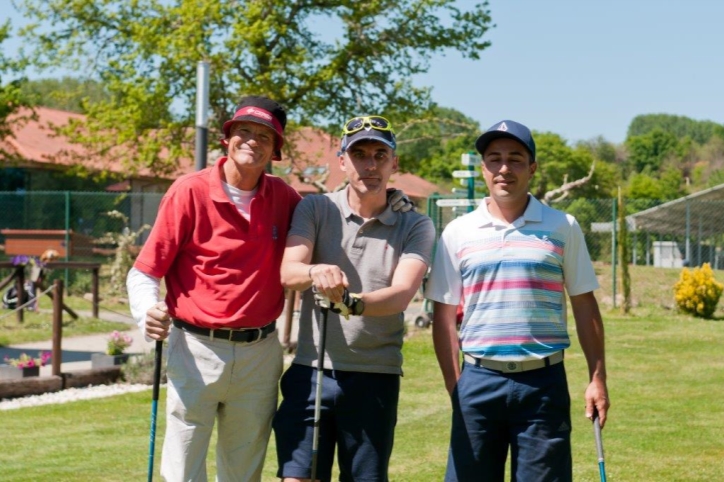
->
<box><xmin>685</xmin><ymin>201</ymin><xmax>691</xmax><ymax>264</ymax></box>
<box><xmin>52</xmin><ymin>279</ymin><xmax>63</xmax><ymax>376</ymax></box>
<box><xmin>148</xmin><ymin>340</ymin><xmax>163</xmax><ymax>482</ymax></box>
<box><xmin>64</xmin><ymin>191</ymin><xmax>70</xmax><ymax>288</ymax></box>
<box><xmin>612</xmin><ymin>196</ymin><xmax>617</xmax><ymax>308</ymax></box>
<box><xmin>698</xmin><ymin>215</ymin><xmax>702</xmax><ymax>267</ymax></box>
<box><xmin>195</xmin><ymin>61</ymin><xmax>210</xmax><ymax>172</ymax></box>
<box><xmin>467</xmin><ymin>152</ymin><xmax>475</xmax><ymax>213</ymax></box>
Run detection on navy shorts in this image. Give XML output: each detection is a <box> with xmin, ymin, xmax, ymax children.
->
<box><xmin>446</xmin><ymin>361</ymin><xmax>572</xmax><ymax>482</ymax></box>
<box><xmin>273</xmin><ymin>363</ymin><xmax>400</xmax><ymax>482</ymax></box>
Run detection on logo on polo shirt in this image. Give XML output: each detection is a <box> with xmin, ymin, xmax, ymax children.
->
<box><xmin>272</xmin><ymin>226</ymin><xmax>278</xmax><ymax>240</ymax></box>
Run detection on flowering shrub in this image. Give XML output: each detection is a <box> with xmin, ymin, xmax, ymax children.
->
<box><xmin>4</xmin><ymin>351</ymin><xmax>51</xmax><ymax>368</ymax></box>
<box><xmin>674</xmin><ymin>263</ymin><xmax>723</xmax><ymax>319</ymax></box>
<box><xmin>10</xmin><ymin>255</ymin><xmax>44</xmax><ymax>268</ymax></box>
<box><xmin>107</xmin><ymin>331</ymin><xmax>133</xmax><ymax>355</ymax></box>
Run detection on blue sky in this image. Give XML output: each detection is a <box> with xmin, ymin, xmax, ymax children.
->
<box><xmin>5</xmin><ymin>0</ymin><xmax>724</xmax><ymax>145</ymax></box>
<box><xmin>417</xmin><ymin>0</ymin><xmax>724</xmax><ymax>144</ymax></box>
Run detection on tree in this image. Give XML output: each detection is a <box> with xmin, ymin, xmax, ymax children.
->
<box><xmin>624</xmin><ymin>166</ymin><xmax>684</xmax><ymax>201</ymax></box>
<box><xmin>624</xmin><ymin>129</ymin><xmax>681</xmax><ymax>174</ymax></box>
<box><xmin>531</xmin><ymin>132</ymin><xmax>619</xmax><ymax>202</ymax></box>
<box><xmin>394</xmin><ymin>106</ymin><xmax>481</xmax><ymax>175</ymax></box>
<box><xmin>627</xmin><ymin>113</ymin><xmax>724</xmax><ymax>145</ymax></box>
<box><xmin>617</xmin><ymin>189</ymin><xmax>631</xmax><ymax>314</ymax></box>
<box><xmin>15</xmin><ymin>0</ymin><xmax>494</xmax><ymax>176</ymax></box>
<box><xmin>20</xmin><ymin>76</ymin><xmax>111</xmax><ymax>114</ymax></box>
<box><xmin>0</xmin><ymin>20</ymin><xmax>34</xmax><ymax>159</ymax></box>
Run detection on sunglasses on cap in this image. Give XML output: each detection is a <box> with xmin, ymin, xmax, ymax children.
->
<box><xmin>341</xmin><ymin>116</ymin><xmax>395</xmax><ymax>136</ymax></box>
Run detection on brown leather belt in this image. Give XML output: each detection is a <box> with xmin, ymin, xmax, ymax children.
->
<box><xmin>173</xmin><ymin>319</ymin><xmax>276</xmax><ymax>343</ymax></box>
<box><xmin>463</xmin><ymin>351</ymin><xmax>564</xmax><ymax>373</ymax></box>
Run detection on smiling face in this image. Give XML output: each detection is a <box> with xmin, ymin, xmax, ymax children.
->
<box><xmin>340</xmin><ymin>139</ymin><xmax>399</xmax><ymax>196</ymax></box>
<box><xmin>482</xmin><ymin>137</ymin><xmax>537</xmax><ymax>209</ymax></box>
<box><xmin>226</xmin><ymin>121</ymin><xmax>277</xmax><ymax>169</ymax></box>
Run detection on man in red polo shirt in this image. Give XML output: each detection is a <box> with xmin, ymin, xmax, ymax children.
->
<box><xmin>127</xmin><ymin>96</ymin><xmax>300</xmax><ymax>481</ymax></box>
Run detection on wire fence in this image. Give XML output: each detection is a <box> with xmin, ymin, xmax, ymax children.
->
<box><xmin>0</xmin><ymin>191</ymin><xmax>163</xmax><ymax>252</ymax></box>
<box><xmin>427</xmin><ymin>194</ymin><xmax>724</xmax><ymax>270</ymax></box>
<box><xmin>1</xmin><ymin>191</ymin><xmax>723</xmax><ymax>272</ymax></box>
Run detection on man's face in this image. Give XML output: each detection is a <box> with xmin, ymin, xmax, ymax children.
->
<box><xmin>340</xmin><ymin>140</ymin><xmax>399</xmax><ymax>195</ymax></box>
<box><xmin>226</xmin><ymin>121</ymin><xmax>276</xmax><ymax>169</ymax></box>
<box><xmin>482</xmin><ymin>137</ymin><xmax>537</xmax><ymax>204</ymax></box>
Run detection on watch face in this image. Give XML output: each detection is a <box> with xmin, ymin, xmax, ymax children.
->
<box><xmin>354</xmin><ymin>297</ymin><xmax>365</xmax><ymax>316</ymax></box>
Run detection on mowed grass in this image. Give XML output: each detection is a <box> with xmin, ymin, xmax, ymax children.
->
<box><xmin>0</xmin><ymin>293</ymin><xmax>131</xmax><ymax>346</ymax></box>
<box><xmin>1</xmin><ymin>264</ymin><xmax>724</xmax><ymax>480</ymax></box>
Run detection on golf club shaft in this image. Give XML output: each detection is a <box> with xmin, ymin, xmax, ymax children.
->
<box><xmin>593</xmin><ymin>413</ymin><xmax>607</xmax><ymax>482</ymax></box>
<box><xmin>148</xmin><ymin>340</ymin><xmax>163</xmax><ymax>482</ymax></box>
<box><xmin>310</xmin><ymin>307</ymin><xmax>329</xmax><ymax>482</ymax></box>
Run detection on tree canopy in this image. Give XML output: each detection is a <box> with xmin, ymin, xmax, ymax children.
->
<box><xmin>20</xmin><ymin>77</ymin><xmax>111</xmax><ymax>114</ymax></box>
<box><xmin>627</xmin><ymin>113</ymin><xmax>724</xmax><ymax>145</ymax></box>
<box><xmin>395</xmin><ymin>106</ymin><xmax>480</xmax><ymax>177</ymax></box>
<box><xmin>15</xmin><ymin>0</ymin><xmax>494</xmax><ymax>175</ymax></box>
<box><xmin>0</xmin><ymin>20</ymin><xmax>34</xmax><ymax>158</ymax></box>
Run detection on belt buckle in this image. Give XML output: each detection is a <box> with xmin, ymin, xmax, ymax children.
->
<box><xmin>505</xmin><ymin>361</ymin><xmax>519</xmax><ymax>372</ymax></box>
<box><xmin>252</xmin><ymin>327</ymin><xmax>263</xmax><ymax>342</ymax></box>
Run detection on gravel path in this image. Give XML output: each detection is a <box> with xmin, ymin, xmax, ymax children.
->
<box><xmin>0</xmin><ymin>383</ymin><xmax>157</xmax><ymax>410</ymax></box>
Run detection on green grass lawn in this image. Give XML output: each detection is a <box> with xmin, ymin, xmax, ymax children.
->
<box><xmin>0</xmin><ymin>293</ymin><xmax>131</xmax><ymax>346</ymax></box>
<box><xmin>2</xmin><ymin>301</ymin><xmax>724</xmax><ymax>481</ymax></box>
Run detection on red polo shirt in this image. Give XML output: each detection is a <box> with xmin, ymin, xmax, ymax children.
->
<box><xmin>134</xmin><ymin>157</ymin><xmax>301</xmax><ymax>329</ymax></box>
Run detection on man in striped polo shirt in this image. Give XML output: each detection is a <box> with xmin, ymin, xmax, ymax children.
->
<box><xmin>426</xmin><ymin>120</ymin><xmax>610</xmax><ymax>481</ymax></box>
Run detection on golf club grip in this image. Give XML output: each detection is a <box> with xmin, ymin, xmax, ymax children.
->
<box><xmin>312</xmin><ymin>368</ymin><xmax>324</xmax><ymax>449</ymax></box>
<box><xmin>593</xmin><ymin>414</ymin><xmax>607</xmax><ymax>482</ymax></box>
<box><xmin>593</xmin><ymin>416</ymin><xmax>604</xmax><ymax>461</ymax></box>
<box><xmin>152</xmin><ymin>340</ymin><xmax>163</xmax><ymax>400</ymax></box>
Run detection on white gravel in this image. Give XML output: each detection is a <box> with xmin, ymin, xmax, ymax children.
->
<box><xmin>0</xmin><ymin>383</ymin><xmax>157</xmax><ymax>410</ymax></box>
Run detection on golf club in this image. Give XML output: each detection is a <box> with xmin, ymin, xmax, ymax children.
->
<box><xmin>310</xmin><ymin>305</ymin><xmax>329</xmax><ymax>482</ymax></box>
<box><xmin>147</xmin><ymin>340</ymin><xmax>163</xmax><ymax>482</ymax></box>
<box><xmin>593</xmin><ymin>409</ymin><xmax>607</xmax><ymax>482</ymax></box>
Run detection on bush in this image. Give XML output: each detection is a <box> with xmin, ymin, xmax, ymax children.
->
<box><xmin>673</xmin><ymin>263</ymin><xmax>723</xmax><ymax>318</ymax></box>
<box><xmin>121</xmin><ymin>349</ymin><xmax>167</xmax><ymax>385</ymax></box>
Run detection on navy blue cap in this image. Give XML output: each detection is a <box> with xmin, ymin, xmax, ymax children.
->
<box><xmin>475</xmin><ymin>120</ymin><xmax>536</xmax><ymax>161</ymax></box>
<box><xmin>341</xmin><ymin>129</ymin><xmax>396</xmax><ymax>153</ymax></box>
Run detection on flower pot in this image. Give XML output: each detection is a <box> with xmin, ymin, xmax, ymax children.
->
<box><xmin>91</xmin><ymin>353</ymin><xmax>130</xmax><ymax>369</ymax></box>
<box><xmin>0</xmin><ymin>364</ymin><xmax>40</xmax><ymax>380</ymax></box>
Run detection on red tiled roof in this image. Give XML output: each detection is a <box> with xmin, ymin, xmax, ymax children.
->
<box><xmin>0</xmin><ymin>106</ymin><xmax>191</xmax><ymax>179</ymax></box>
<box><xmin>2</xmin><ymin>107</ymin><xmax>441</xmax><ymax>199</ymax></box>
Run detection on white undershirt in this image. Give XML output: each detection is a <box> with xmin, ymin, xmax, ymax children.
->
<box><xmin>222</xmin><ymin>181</ymin><xmax>258</xmax><ymax>221</ymax></box>
<box><xmin>127</xmin><ymin>182</ymin><xmax>257</xmax><ymax>338</ymax></box>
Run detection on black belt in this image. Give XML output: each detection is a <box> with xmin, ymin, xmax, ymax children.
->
<box><xmin>173</xmin><ymin>319</ymin><xmax>276</xmax><ymax>343</ymax></box>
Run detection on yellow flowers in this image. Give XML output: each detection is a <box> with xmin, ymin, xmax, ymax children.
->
<box><xmin>674</xmin><ymin>263</ymin><xmax>723</xmax><ymax>318</ymax></box>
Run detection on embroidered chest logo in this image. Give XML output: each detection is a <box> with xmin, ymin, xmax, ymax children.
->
<box><xmin>272</xmin><ymin>226</ymin><xmax>278</xmax><ymax>240</ymax></box>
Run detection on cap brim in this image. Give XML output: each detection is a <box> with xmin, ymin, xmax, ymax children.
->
<box><xmin>222</xmin><ymin>116</ymin><xmax>285</xmax><ymax>155</ymax></box>
<box><xmin>475</xmin><ymin>131</ymin><xmax>533</xmax><ymax>158</ymax></box>
<box><xmin>342</xmin><ymin>129</ymin><xmax>396</xmax><ymax>152</ymax></box>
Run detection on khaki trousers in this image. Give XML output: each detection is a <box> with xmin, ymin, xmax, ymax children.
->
<box><xmin>161</xmin><ymin>326</ymin><xmax>283</xmax><ymax>481</ymax></box>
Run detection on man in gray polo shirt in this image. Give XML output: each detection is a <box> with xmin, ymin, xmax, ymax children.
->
<box><xmin>273</xmin><ymin>115</ymin><xmax>436</xmax><ymax>481</ymax></box>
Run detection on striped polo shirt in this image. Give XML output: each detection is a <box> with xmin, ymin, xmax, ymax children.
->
<box><xmin>425</xmin><ymin>195</ymin><xmax>599</xmax><ymax>361</ymax></box>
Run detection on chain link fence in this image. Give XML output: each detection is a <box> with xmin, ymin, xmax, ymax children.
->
<box><xmin>1</xmin><ymin>191</ymin><xmax>723</xmax><ymax>272</ymax></box>
<box><xmin>0</xmin><ymin>191</ymin><xmax>163</xmax><ymax>254</ymax></box>
<box><xmin>427</xmin><ymin>194</ymin><xmax>724</xmax><ymax>270</ymax></box>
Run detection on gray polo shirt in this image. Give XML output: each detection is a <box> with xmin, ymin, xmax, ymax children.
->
<box><xmin>291</xmin><ymin>187</ymin><xmax>435</xmax><ymax>375</ymax></box>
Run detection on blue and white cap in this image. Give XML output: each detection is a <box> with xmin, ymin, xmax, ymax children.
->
<box><xmin>475</xmin><ymin>120</ymin><xmax>536</xmax><ymax>161</ymax></box>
